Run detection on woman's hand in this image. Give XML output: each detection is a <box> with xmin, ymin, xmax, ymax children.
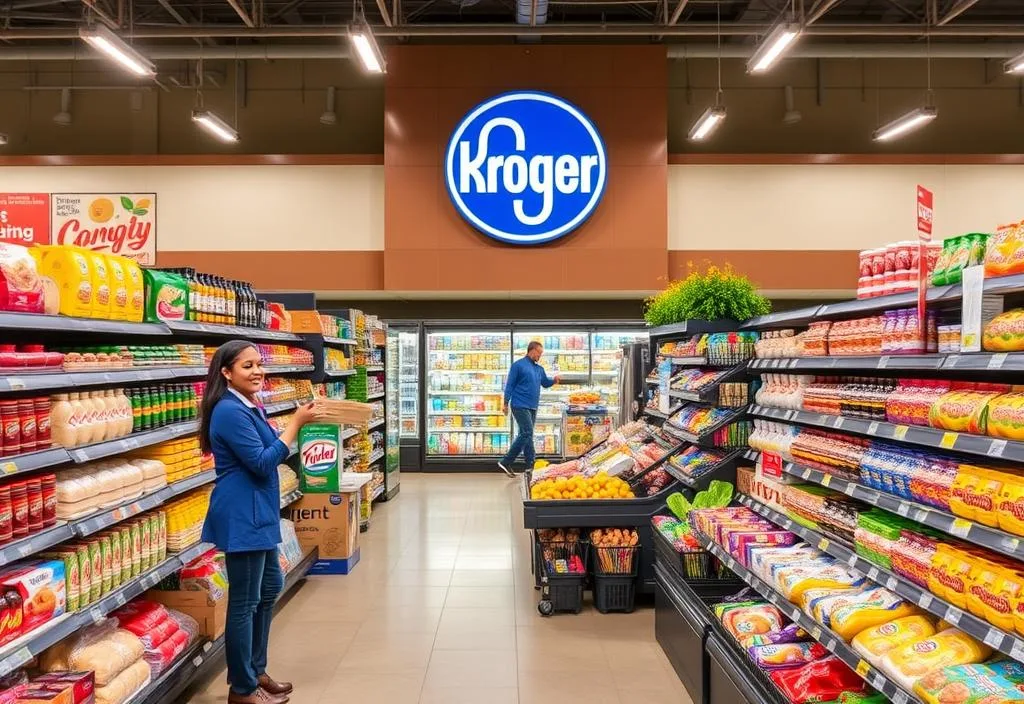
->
<box><xmin>293</xmin><ymin>402</ymin><xmax>320</xmax><ymax>428</ymax></box>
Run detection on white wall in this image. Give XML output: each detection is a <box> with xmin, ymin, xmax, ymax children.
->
<box><xmin>669</xmin><ymin>164</ymin><xmax>1024</xmax><ymax>251</ymax></box>
<box><xmin>0</xmin><ymin>165</ymin><xmax>385</xmax><ymax>252</ymax></box>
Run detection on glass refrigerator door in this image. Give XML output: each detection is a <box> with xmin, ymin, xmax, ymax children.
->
<box><xmin>512</xmin><ymin>331</ymin><xmax>590</xmax><ymax>457</ymax></box>
<box><xmin>384</xmin><ymin>329</ymin><xmax>401</xmax><ymax>493</ymax></box>
<box><xmin>426</xmin><ymin>330</ymin><xmax>511</xmax><ymax>457</ymax></box>
<box><xmin>591</xmin><ymin>330</ymin><xmax>650</xmax><ymax>415</ymax></box>
<box><xmin>398</xmin><ymin>331</ymin><xmax>419</xmax><ymax>439</ymax></box>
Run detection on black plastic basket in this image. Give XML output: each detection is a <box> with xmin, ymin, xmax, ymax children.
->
<box><xmin>535</xmin><ymin>535</ymin><xmax>588</xmax><ymax>615</ymax></box>
<box><xmin>594</xmin><ymin>574</ymin><xmax>636</xmax><ymax>614</ymax></box>
<box><xmin>545</xmin><ymin>574</ymin><xmax>586</xmax><ymax>614</ymax></box>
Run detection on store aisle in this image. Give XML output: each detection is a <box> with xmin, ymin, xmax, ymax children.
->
<box><xmin>188</xmin><ymin>474</ymin><xmax>691</xmax><ymax>704</ymax></box>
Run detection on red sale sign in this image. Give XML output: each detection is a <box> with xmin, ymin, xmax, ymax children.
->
<box><xmin>0</xmin><ymin>193</ymin><xmax>50</xmax><ymax>245</ymax></box>
<box><xmin>761</xmin><ymin>451</ymin><xmax>783</xmax><ymax>479</ymax></box>
<box><xmin>916</xmin><ymin>185</ymin><xmax>934</xmax><ymax>240</ymax></box>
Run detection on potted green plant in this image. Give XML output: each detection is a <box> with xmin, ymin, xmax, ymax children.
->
<box><xmin>644</xmin><ymin>262</ymin><xmax>771</xmax><ymax>326</ymax></box>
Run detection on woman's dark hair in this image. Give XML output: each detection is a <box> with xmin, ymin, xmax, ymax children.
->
<box><xmin>199</xmin><ymin>340</ymin><xmax>259</xmax><ymax>453</ymax></box>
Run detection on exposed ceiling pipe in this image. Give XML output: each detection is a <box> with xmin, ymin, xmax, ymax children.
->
<box><xmin>665</xmin><ymin>0</ymin><xmax>689</xmax><ymax>27</ymax></box>
<box><xmin>375</xmin><ymin>0</ymin><xmax>394</xmax><ymax>26</ymax></box>
<box><xmin>225</xmin><ymin>0</ymin><xmax>255</xmax><ymax>27</ymax></box>
<box><xmin>805</xmin><ymin>0</ymin><xmax>842</xmax><ymax>25</ymax></box>
<box><xmin>81</xmin><ymin>0</ymin><xmax>120</xmax><ymax>29</ymax></box>
<box><xmin>0</xmin><ymin>42</ymin><xmax>1018</xmax><ymax>61</ymax></box>
<box><xmin>3</xmin><ymin>22</ymin><xmax>1024</xmax><ymax>40</ymax></box>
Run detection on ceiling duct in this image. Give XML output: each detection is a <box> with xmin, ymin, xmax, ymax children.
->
<box><xmin>53</xmin><ymin>87</ymin><xmax>71</xmax><ymax>126</ymax></box>
<box><xmin>783</xmin><ymin>85</ymin><xmax>801</xmax><ymax>124</ymax></box>
<box><xmin>320</xmin><ymin>86</ymin><xmax>337</xmax><ymax>125</ymax></box>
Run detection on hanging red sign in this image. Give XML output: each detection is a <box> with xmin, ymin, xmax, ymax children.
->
<box><xmin>916</xmin><ymin>185</ymin><xmax>933</xmax><ymax>332</ymax></box>
<box><xmin>0</xmin><ymin>194</ymin><xmax>50</xmax><ymax>245</ymax></box>
<box><xmin>916</xmin><ymin>185</ymin><xmax>934</xmax><ymax>239</ymax></box>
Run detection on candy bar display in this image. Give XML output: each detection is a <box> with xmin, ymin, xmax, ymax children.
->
<box><xmin>668</xmin><ymin>446</ymin><xmax>732</xmax><ymax>481</ymax></box>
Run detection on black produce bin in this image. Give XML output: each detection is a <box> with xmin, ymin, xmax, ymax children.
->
<box><xmin>592</xmin><ymin>544</ymin><xmax>640</xmax><ymax>614</ymax></box>
<box><xmin>534</xmin><ymin>535</ymin><xmax>588</xmax><ymax>615</ymax></box>
<box><xmin>522</xmin><ymin>474</ymin><xmax>685</xmax><ymax>595</ymax></box>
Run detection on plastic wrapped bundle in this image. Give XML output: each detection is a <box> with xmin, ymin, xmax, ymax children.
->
<box><xmin>39</xmin><ymin>618</ymin><xmax>144</xmax><ymax>687</ymax></box>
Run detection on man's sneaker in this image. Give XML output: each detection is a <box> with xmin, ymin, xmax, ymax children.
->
<box><xmin>498</xmin><ymin>462</ymin><xmax>515</xmax><ymax>478</ymax></box>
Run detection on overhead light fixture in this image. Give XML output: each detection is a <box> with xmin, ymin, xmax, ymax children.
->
<box><xmin>688</xmin><ymin>105</ymin><xmax>727</xmax><ymax>142</ymax></box>
<box><xmin>872</xmin><ymin>106</ymin><xmax>937</xmax><ymax>142</ymax></box>
<box><xmin>348</xmin><ymin>20</ymin><xmax>386</xmax><ymax>74</ymax></box>
<box><xmin>1005</xmin><ymin>50</ymin><xmax>1024</xmax><ymax>74</ymax></box>
<box><xmin>191</xmin><ymin>109</ymin><xmax>238</xmax><ymax>142</ymax></box>
<box><xmin>79</xmin><ymin>24</ymin><xmax>156</xmax><ymax>78</ymax></box>
<box><xmin>747</xmin><ymin>22</ymin><xmax>800</xmax><ymax>74</ymax></box>
<box><xmin>53</xmin><ymin>88</ymin><xmax>72</xmax><ymax>127</ymax></box>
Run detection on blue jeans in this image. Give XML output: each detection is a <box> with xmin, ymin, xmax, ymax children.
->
<box><xmin>502</xmin><ymin>406</ymin><xmax>537</xmax><ymax>470</ymax></box>
<box><xmin>224</xmin><ymin>549</ymin><xmax>283</xmax><ymax>695</ymax></box>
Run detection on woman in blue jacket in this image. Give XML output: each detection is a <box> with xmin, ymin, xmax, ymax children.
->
<box><xmin>199</xmin><ymin>340</ymin><xmax>320</xmax><ymax>704</ymax></box>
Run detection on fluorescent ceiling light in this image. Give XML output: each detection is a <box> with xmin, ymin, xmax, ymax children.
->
<box><xmin>747</xmin><ymin>22</ymin><xmax>800</xmax><ymax>74</ymax></box>
<box><xmin>79</xmin><ymin>25</ymin><xmax>156</xmax><ymax>78</ymax></box>
<box><xmin>191</xmin><ymin>110</ymin><xmax>238</xmax><ymax>142</ymax></box>
<box><xmin>349</xmin><ymin>22</ymin><xmax>386</xmax><ymax>73</ymax></box>
<box><xmin>872</xmin><ymin>106</ymin><xmax>937</xmax><ymax>142</ymax></box>
<box><xmin>1005</xmin><ymin>51</ymin><xmax>1024</xmax><ymax>74</ymax></box>
<box><xmin>688</xmin><ymin>105</ymin><xmax>727</xmax><ymax>142</ymax></box>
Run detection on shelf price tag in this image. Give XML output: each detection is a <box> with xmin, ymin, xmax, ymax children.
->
<box><xmin>983</xmin><ymin>628</ymin><xmax>1006</xmax><ymax>649</ymax></box>
<box><xmin>868</xmin><ymin>567</ymin><xmax>880</xmax><ymax>581</ymax></box>
<box><xmin>950</xmin><ymin>518</ymin><xmax>972</xmax><ymax>539</ymax></box>
<box><xmin>918</xmin><ymin>593</ymin><xmax>934</xmax><ymax>609</ymax></box>
<box><xmin>1011</xmin><ymin>640</ymin><xmax>1024</xmax><ymax>662</ymax></box>
<box><xmin>989</xmin><ymin>353</ymin><xmax>1008</xmax><ymax>370</ymax></box>
<box><xmin>817</xmin><ymin>538</ymin><xmax>830</xmax><ymax>551</ymax></box>
<box><xmin>945</xmin><ymin>608</ymin><xmax>963</xmax><ymax>626</ymax></box>
<box><xmin>892</xmin><ymin>691</ymin><xmax>909</xmax><ymax>704</ymax></box>
<box><xmin>833</xmin><ymin>416</ymin><xmax>845</xmax><ymax>429</ymax></box>
<box><xmin>0</xmin><ymin>463</ymin><xmax>16</xmax><ymax>476</ymax></box>
<box><xmin>867</xmin><ymin>421</ymin><xmax>880</xmax><ymax>436</ymax></box>
<box><xmin>810</xmin><ymin>626</ymin><xmax>822</xmax><ymax>640</ymax></box>
<box><xmin>896</xmin><ymin>503</ymin><xmax>910</xmax><ymax>517</ymax></box>
<box><xmin>855</xmin><ymin>660</ymin><xmax>871</xmax><ymax>677</ymax></box>
<box><xmin>894</xmin><ymin>426</ymin><xmax>909</xmax><ymax>441</ymax></box>
<box><xmin>821</xmin><ymin>475</ymin><xmax>832</xmax><ymax>488</ymax></box>
<box><xmin>940</xmin><ymin>432</ymin><xmax>958</xmax><ymax>450</ymax></box>
<box><xmin>7</xmin><ymin>378</ymin><xmax>25</xmax><ymax>391</ymax></box>
<box><xmin>846</xmin><ymin>554</ymin><xmax>858</xmax><ymax>567</ymax></box>
<box><xmin>988</xmin><ymin>439</ymin><xmax>1008</xmax><ymax>459</ymax></box>
<box><xmin>877</xmin><ymin>356</ymin><xmax>890</xmax><ymax>369</ymax></box>
<box><xmin>886</xmin><ymin>576</ymin><xmax>898</xmax><ymax>590</ymax></box>
<box><xmin>1002</xmin><ymin>537</ymin><xmax>1021</xmax><ymax>553</ymax></box>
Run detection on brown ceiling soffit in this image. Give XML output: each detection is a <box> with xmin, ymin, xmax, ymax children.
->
<box><xmin>0</xmin><ymin>154</ymin><xmax>385</xmax><ymax>167</ymax></box>
<box><xmin>668</xmin><ymin>154</ymin><xmax>1024</xmax><ymax>165</ymax></box>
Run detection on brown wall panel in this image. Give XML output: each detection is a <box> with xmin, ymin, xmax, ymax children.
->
<box><xmin>669</xmin><ymin>250</ymin><xmax>859</xmax><ymax>291</ymax></box>
<box><xmin>383</xmin><ymin>45</ymin><xmax>669</xmax><ymax>293</ymax></box>
<box><xmin>157</xmin><ymin>251</ymin><xmax>384</xmax><ymax>291</ymax></box>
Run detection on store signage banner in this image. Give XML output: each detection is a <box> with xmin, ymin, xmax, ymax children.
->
<box><xmin>51</xmin><ymin>193</ymin><xmax>156</xmax><ymax>264</ymax></box>
<box><xmin>444</xmin><ymin>91</ymin><xmax>607</xmax><ymax>246</ymax></box>
<box><xmin>0</xmin><ymin>193</ymin><xmax>50</xmax><ymax>245</ymax></box>
<box><xmin>916</xmin><ymin>185</ymin><xmax>933</xmax><ymax>239</ymax></box>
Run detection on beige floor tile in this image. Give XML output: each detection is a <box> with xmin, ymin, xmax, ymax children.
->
<box><xmin>449</xmin><ymin>569</ymin><xmax>516</xmax><ymax>587</ymax></box>
<box><xmin>518</xmin><ymin>670</ymin><xmax>621</xmax><ymax>704</ymax></box>
<box><xmin>419</xmin><ymin>686</ymin><xmax>519</xmax><ymax>704</ymax></box>
<box><xmin>433</xmin><ymin>622</ymin><xmax>517</xmax><ymax>651</ymax></box>
<box><xmin>444</xmin><ymin>586</ymin><xmax>515</xmax><ymax>608</ymax></box>
<box><xmin>370</xmin><ymin>585</ymin><xmax>451</xmax><ymax>609</ymax></box>
<box><xmin>336</xmin><ymin>634</ymin><xmax>437</xmax><ymax>672</ymax></box>
<box><xmin>388</xmin><ymin>569</ymin><xmax>454</xmax><ymax>587</ymax></box>
<box><xmin>325</xmin><ymin>667</ymin><xmax>426</xmax><ymax>704</ymax></box>
<box><xmin>424</xmin><ymin>649</ymin><xmax>518</xmax><ymax>689</ymax></box>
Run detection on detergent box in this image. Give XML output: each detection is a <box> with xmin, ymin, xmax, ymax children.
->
<box><xmin>299</xmin><ymin>423</ymin><xmax>343</xmax><ymax>493</ymax></box>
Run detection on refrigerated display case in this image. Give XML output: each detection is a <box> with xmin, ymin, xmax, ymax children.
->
<box><xmin>592</xmin><ymin>330</ymin><xmax>649</xmax><ymax>418</ymax></box>
<box><xmin>398</xmin><ymin>330</ymin><xmax>419</xmax><ymax>439</ymax></box>
<box><xmin>425</xmin><ymin>330</ymin><xmax>511</xmax><ymax>460</ymax></box>
<box><xmin>384</xmin><ymin>328</ymin><xmax>402</xmax><ymax>498</ymax></box>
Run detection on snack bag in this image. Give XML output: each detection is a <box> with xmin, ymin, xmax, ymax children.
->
<box><xmin>720</xmin><ymin>604</ymin><xmax>784</xmax><ymax>644</ymax></box>
<box><xmin>986</xmin><ymin>395</ymin><xmax>1024</xmax><ymax>442</ymax></box>
<box><xmin>929</xmin><ymin>389</ymin><xmax>1002</xmax><ymax>434</ymax></box>
<box><xmin>104</xmin><ymin>254</ymin><xmax>131</xmax><ymax>321</ymax></box>
<box><xmin>998</xmin><ymin>475</ymin><xmax>1024</xmax><ymax>537</ymax></box>
<box><xmin>75</xmin><ymin>247</ymin><xmax>112</xmax><ymax>319</ymax></box>
<box><xmin>30</xmin><ymin>245</ymin><xmax>93</xmax><ymax>318</ymax></box>
<box><xmin>985</xmin><ymin>309</ymin><xmax>1024</xmax><ymax>353</ymax></box>
<box><xmin>770</xmin><ymin>656</ymin><xmax>867</xmax><ymax>703</ymax></box>
<box><xmin>777</xmin><ymin>563</ymin><xmax>865</xmax><ymax>603</ymax></box>
<box><xmin>881</xmin><ymin>629</ymin><xmax>992</xmax><ymax>691</ymax></box>
<box><xmin>950</xmin><ymin>466</ymin><xmax>1011</xmax><ymax>526</ymax></box>
<box><xmin>824</xmin><ymin>587</ymin><xmax>919</xmax><ymax>642</ymax></box>
<box><xmin>748</xmin><ymin>642</ymin><xmax>827</xmax><ymax>670</ymax></box>
<box><xmin>852</xmin><ymin>615</ymin><xmax>938</xmax><ymax>667</ymax></box>
<box><xmin>914</xmin><ymin>663</ymin><xmax>1024</xmax><ymax>704</ymax></box>
<box><xmin>142</xmin><ymin>269</ymin><xmax>188</xmax><ymax>322</ymax></box>
<box><xmin>0</xmin><ymin>243</ymin><xmax>44</xmax><ymax>313</ymax></box>
<box><xmin>985</xmin><ymin>221</ymin><xmax>1024</xmax><ymax>279</ymax></box>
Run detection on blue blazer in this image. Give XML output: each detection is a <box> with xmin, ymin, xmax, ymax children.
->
<box><xmin>200</xmin><ymin>391</ymin><xmax>287</xmax><ymax>553</ymax></box>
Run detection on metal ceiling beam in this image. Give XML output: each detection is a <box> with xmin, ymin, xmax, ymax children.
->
<box><xmin>665</xmin><ymin>0</ymin><xmax>688</xmax><ymax>26</ymax></box>
<box><xmin>937</xmin><ymin>0</ymin><xmax>980</xmax><ymax>25</ymax></box>
<box><xmin>225</xmin><ymin>0</ymin><xmax>255</xmax><ymax>26</ymax></box>
<box><xmin>81</xmin><ymin>0</ymin><xmax>120</xmax><ymax>28</ymax></box>
<box><xmin>375</xmin><ymin>0</ymin><xmax>394</xmax><ymax>26</ymax></box>
<box><xmin>3</xmin><ymin>21</ymin><xmax>1024</xmax><ymax>39</ymax></box>
<box><xmin>805</xmin><ymin>0</ymin><xmax>842</xmax><ymax>24</ymax></box>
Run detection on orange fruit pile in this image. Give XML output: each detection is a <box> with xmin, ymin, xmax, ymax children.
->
<box><xmin>529</xmin><ymin>472</ymin><xmax>635</xmax><ymax>501</ymax></box>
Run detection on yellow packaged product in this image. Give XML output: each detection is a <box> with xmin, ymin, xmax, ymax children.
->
<box><xmin>997</xmin><ymin>475</ymin><xmax>1024</xmax><ymax>537</ymax></box>
<box><xmin>119</xmin><ymin>255</ymin><xmax>144</xmax><ymax>322</ymax></box>
<box><xmin>825</xmin><ymin>587</ymin><xmax>920</xmax><ymax>642</ymax></box>
<box><xmin>29</xmin><ymin>245</ymin><xmax>94</xmax><ymax>318</ymax></box>
<box><xmin>965</xmin><ymin>558</ymin><xmax>1004</xmax><ymax>621</ymax></box>
<box><xmin>776</xmin><ymin>562</ymin><xmax>866</xmax><ymax>604</ymax></box>
<box><xmin>852</xmin><ymin>615</ymin><xmax>938</xmax><ymax>667</ymax></box>
<box><xmin>930</xmin><ymin>546</ymin><xmax>976</xmax><ymax>609</ymax></box>
<box><xmin>75</xmin><ymin>247</ymin><xmax>111</xmax><ymax>319</ymax></box>
<box><xmin>949</xmin><ymin>466</ymin><xmax>983</xmax><ymax>522</ymax></box>
<box><xmin>104</xmin><ymin>254</ymin><xmax>131</xmax><ymax>321</ymax></box>
<box><xmin>881</xmin><ymin>629</ymin><xmax>993</xmax><ymax>691</ymax></box>
<box><xmin>985</xmin><ymin>568</ymin><xmax>1024</xmax><ymax>633</ymax></box>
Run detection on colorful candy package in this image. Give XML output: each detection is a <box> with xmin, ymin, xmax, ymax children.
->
<box><xmin>748</xmin><ymin>642</ymin><xmax>827</xmax><ymax>671</ymax></box>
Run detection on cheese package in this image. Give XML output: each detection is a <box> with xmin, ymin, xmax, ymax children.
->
<box><xmin>915</xmin><ymin>663</ymin><xmax>1024</xmax><ymax>704</ymax></box>
<box><xmin>880</xmin><ymin>629</ymin><xmax>992</xmax><ymax>691</ymax></box>
<box><xmin>776</xmin><ymin>562</ymin><xmax>865</xmax><ymax>603</ymax></box>
<box><xmin>824</xmin><ymin>587</ymin><xmax>919</xmax><ymax>642</ymax></box>
<box><xmin>852</xmin><ymin>615</ymin><xmax>938</xmax><ymax>667</ymax></box>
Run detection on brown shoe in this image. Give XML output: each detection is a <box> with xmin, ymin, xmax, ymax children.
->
<box><xmin>259</xmin><ymin>674</ymin><xmax>294</xmax><ymax>696</ymax></box>
<box><xmin>228</xmin><ymin>687</ymin><xmax>289</xmax><ymax>704</ymax></box>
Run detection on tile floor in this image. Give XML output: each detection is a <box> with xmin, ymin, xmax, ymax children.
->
<box><xmin>189</xmin><ymin>473</ymin><xmax>692</xmax><ymax>704</ymax></box>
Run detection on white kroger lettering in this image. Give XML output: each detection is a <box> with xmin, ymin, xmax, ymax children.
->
<box><xmin>457</xmin><ymin>115</ymin><xmax>597</xmax><ymax>228</ymax></box>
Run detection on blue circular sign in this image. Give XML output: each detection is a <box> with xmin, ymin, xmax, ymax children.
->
<box><xmin>444</xmin><ymin>91</ymin><xmax>608</xmax><ymax>246</ymax></box>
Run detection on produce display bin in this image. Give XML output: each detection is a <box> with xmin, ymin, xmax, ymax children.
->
<box><xmin>533</xmin><ymin>535</ymin><xmax>588</xmax><ymax>615</ymax></box>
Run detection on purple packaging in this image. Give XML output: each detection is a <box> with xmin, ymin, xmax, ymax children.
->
<box><xmin>748</xmin><ymin>641</ymin><xmax>829</xmax><ymax>671</ymax></box>
<box><xmin>741</xmin><ymin>623</ymin><xmax>811</xmax><ymax>648</ymax></box>
<box><xmin>728</xmin><ymin>530</ymin><xmax>798</xmax><ymax>567</ymax></box>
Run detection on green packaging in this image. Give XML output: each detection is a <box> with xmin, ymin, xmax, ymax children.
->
<box><xmin>97</xmin><ymin>534</ymin><xmax>112</xmax><ymax>596</ymax></box>
<box><xmin>140</xmin><ymin>517</ymin><xmax>152</xmax><ymax>572</ymax></box>
<box><xmin>143</xmin><ymin>269</ymin><xmax>189</xmax><ymax>323</ymax></box>
<box><xmin>157</xmin><ymin>511</ymin><xmax>167</xmax><ymax>562</ymax></box>
<box><xmin>87</xmin><ymin>540</ymin><xmax>102</xmax><ymax>602</ymax></box>
<box><xmin>120</xmin><ymin>527</ymin><xmax>132</xmax><ymax>584</ymax></box>
<box><xmin>41</xmin><ymin>551</ymin><xmax>80</xmax><ymax>613</ymax></box>
<box><xmin>130</xmin><ymin>522</ymin><xmax>142</xmax><ymax>577</ymax></box>
<box><xmin>299</xmin><ymin>423</ymin><xmax>343</xmax><ymax>493</ymax></box>
<box><xmin>74</xmin><ymin>544</ymin><xmax>92</xmax><ymax>608</ymax></box>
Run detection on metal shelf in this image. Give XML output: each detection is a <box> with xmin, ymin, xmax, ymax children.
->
<box><xmin>322</xmin><ymin>336</ymin><xmax>358</xmax><ymax>347</ymax></box>
<box><xmin>664</xmin><ymin>406</ymin><xmax>747</xmax><ymax>445</ymax></box>
<box><xmin>0</xmin><ymin>312</ymin><xmax>171</xmax><ymax>337</ymax></box>
<box><xmin>367</xmin><ymin>450</ymin><xmax>385</xmax><ymax>465</ymax></box>
<box><xmin>663</xmin><ymin>449</ymin><xmax>741</xmax><ymax>490</ymax></box>
<box><xmin>736</xmin><ymin>492</ymin><xmax>1024</xmax><ymax>673</ymax></box>
<box><xmin>0</xmin><ymin>446</ymin><xmax>73</xmax><ymax>477</ymax></box>
<box><xmin>699</xmin><ymin>529</ymin><xmax>921</xmax><ymax>704</ymax></box>
<box><xmin>366</xmin><ymin>419</ymin><xmax>385</xmax><ymax>430</ymax></box>
<box><xmin>366</xmin><ymin>391</ymin><xmax>385</xmax><ymax>400</ymax></box>
<box><xmin>749</xmin><ymin>353</ymin><xmax>1024</xmax><ymax>373</ymax></box>
<box><xmin>0</xmin><ymin>365</ymin><xmax>207</xmax><ymax>394</ymax></box>
<box><xmin>749</xmin><ymin>404</ymin><xmax>1024</xmax><ymax>463</ymax></box>
<box><xmin>667</xmin><ymin>363</ymin><xmax>747</xmax><ymax>403</ymax></box>
<box><xmin>263</xmin><ymin>364</ymin><xmax>315</xmax><ymax>375</ymax></box>
<box><xmin>164</xmin><ymin>320</ymin><xmax>302</xmax><ymax>342</ymax></box>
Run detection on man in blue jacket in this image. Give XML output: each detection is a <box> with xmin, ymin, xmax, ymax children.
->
<box><xmin>499</xmin><ymin>341</ymin><xmax>559</xmax><ymax>477</ymax></box>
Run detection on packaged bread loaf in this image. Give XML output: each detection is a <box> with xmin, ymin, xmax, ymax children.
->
<box><xmin>95</xmin><ymin>658</ymin><xmax>150</xmax><ymax>704</ymax></box>
<box><xmin>40</xmin><ymin>618</ymin><xmax>144</xmax><ymax>687</ymax></box>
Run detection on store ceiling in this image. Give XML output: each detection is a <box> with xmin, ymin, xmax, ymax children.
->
<box><xmin>0</xmin><ymin>0</ymin><xmax>1021</xmax><ymax>53</ymax></box>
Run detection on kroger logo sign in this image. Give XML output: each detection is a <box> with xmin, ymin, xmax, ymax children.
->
<box><xmin>445</xmin><ymin>91</ymin><xmax>607</xmax><ymax>245</ymax></box>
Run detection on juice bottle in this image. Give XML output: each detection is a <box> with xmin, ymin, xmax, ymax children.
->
<box><xmin>69</xmin><ymin>393</ymin><xmax>92</xmax><ymax>445</ymax></box>
<box><xmin>128</xmin><ymin>389</ymin><xmax>141</xmax><ymax>433</ymax></box>
<box><xmin>90</xmin><ymin>390</ymin><xmax>109</xmax><ymax>442</ymax></box>
<box><xmin>49</xmin><ymin>394</ymin><xmax>77</xmax><ymax>448</ymax></box>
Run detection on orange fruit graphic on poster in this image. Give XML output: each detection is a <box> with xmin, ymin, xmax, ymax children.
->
<box><xmin>88</xmin><ymin>198</ymin><xmax>114</xmax><ymax>223</ymax></box>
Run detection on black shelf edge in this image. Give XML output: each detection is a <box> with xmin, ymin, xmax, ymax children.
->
<box><xmin>0</xmin><ymin>366</ymin><xmax>208</xmax><ymax>394</ymax></box>
<box><xmin>647</xmin><ymin>321</ymin><xmax>738</xmax><ymax>339</ymax></box>
<box><xmin>0</xmin><ymin>523</ymin><xmax>75</xmax><ymax>569</ymax></box>
<box><xmin>748</xmin><ymin>404</ymin><xmax>1024</xmax><ymax>463</ymax></box>
<box><xmin>748</xmin><ymin>353</ymin><xmax>1024</xmax><ymax>373</ymax></box>
<box><xmin>167</xmin><ymin>471</ymin><xmax>216</xmax><ymax>498</ymax></box>
<box><xmin>164</xmin><ymin>320</ymin><xmax>302</xmax><ymax>343</ymax></box>
<box><xmin>366</xmin><ymin>392</ymin><xmax>385</xmax><ymax>401</ymax></box>
<box><xmin>73</xmin><ymin>487</ymin><xmax>172</xmax><ymax>537</ymax></box>
<box><xmin>699</xmin><ymin>531</ymin><xmax>920</xmax><ymax>704</ymax></box>
<box><xmin>747</xmin><ymin>450</ymin><xmax>1024</xmax><ymax>561</ymax></box>
<box><xmin>736</xmin><ymin>492</ymin><xmax>1024</xmax><ymax>671</ymax></box>
<box><xmin>68</xmin><ymin>420</ymin><xmax>199</xmax><ymax>464</ymax></box>
<box><xmin>264</xmin><ymin>399</ymin><xmax>301</xmax><ymax>416</ymax></box>
<box><xmin>324</xmin><ymin>369</ymin><xmax>356</xmax><ymax>378</ymax></box>
<box><xmin>323</xmin><ymin>336</ymin><xmax>358</xmax><ymax>347</ymax></box>
<box><xmin>740</xmin><ymin>305</ymin><xmax>824</xmax><ymax>330</ymax></box>
<box><xmin>663</xmin><ymin>449</ymin><xmax>742</xmax><ymax>490</ymax></box>
<box><xmin>668</xmin><ymin>363</ymin><xmax>748</xmax><ymax>403</ymax></box>
<box><xmin>0</xmin><ymin>313</ymin><xmax>171</xmax><ymax>337</ymax></box>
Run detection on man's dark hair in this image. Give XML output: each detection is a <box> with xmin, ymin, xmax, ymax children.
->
<box><xmin>527</xmin><ymin>341</ymin><xmax>543</xmax><ymax>353</ymax></box>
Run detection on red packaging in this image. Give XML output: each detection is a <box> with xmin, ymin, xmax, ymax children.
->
<box><xmin>24</xmin><ymin>478</ymin><xmax>41</xmax><ymax>533</ymax></box>
<box><xmin>858</xmin><ymin>250</ymin><xmax>873</xmax><ymax>278</ymax></box>
<box><xmin>769</xmin><ymin>656</ymin><xmax>866</xmax><ymax>703</ymax></box>
<box><xmin>0</xmin><ymin>244</ymin><xmax>44</xmax><ymax>314</ymax></box>
<box><xmin>19</xmin><ymin>671</ymin><xmax>95</xmax><ymax>704</ymax></box>
<box><xmin>9</xmin><ymin>482</ymin><xmax>27</xmax><ymax>539</ymax></box>
<box><xmin>33</xmin><ymin>398</ymin><xmax>49</xmax><ymax>448</ymax></box>
<box><xmin>0</xmin><ymin>401</ymin><xmax>19</xmax><ymax>458</ymax></box>
<box><xmin>39</xmin><ymin>474</ymin><xmax>55</xmax><ymax>527</ymax></box>
<box><xmin>17</xmin><ymin>400</ymin><xmax>35</xmax><ymax>454</ymax></box>
<box><xmin>0</xmin><ymin>485</ymin><xmax>11</xmax><ymax>544</ymax></box>
<box><xmin>870</xmin><ymin>249</ymin><xmax>886</xmax><ymax>277</ymax></box>
<box><xmin>0</xmin><ymin>586</ymin><xmax>23</xmax><ymax>647</ymax></box>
